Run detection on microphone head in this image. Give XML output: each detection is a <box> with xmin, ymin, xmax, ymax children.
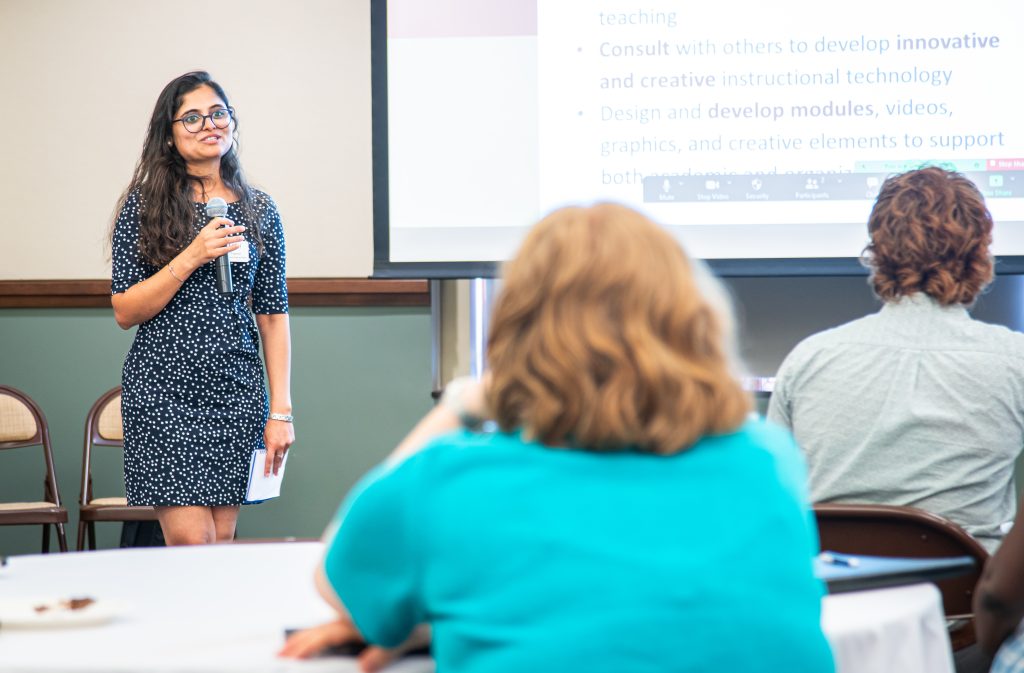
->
<box><xmin>205</xmin><ymin>196</ymin><xmax>229</xmax><ymax>218</ymax></box>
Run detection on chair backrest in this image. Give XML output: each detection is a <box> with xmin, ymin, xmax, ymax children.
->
<box><xmin>814</xmin><ymin>503</ymin><xmax>988</xmax><ymax>617</ymax></box>
<box><xmin>0</xmin><ymin>385</ymin><xmax>62</xmax><ymax>507</ymax></box>
<box><xmin>80</xmin><ymin>386</ymin><xmax>123</xmax><ymax>507</ymax></box>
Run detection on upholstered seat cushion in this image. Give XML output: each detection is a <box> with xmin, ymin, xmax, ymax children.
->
<box><xmin>88</xmin><ymin>497</ymin><xmax>128</xmax><ymax>506</ymax></box>
<box><xmin>0</xmin><ymin>501</ymin><xmax>60</xmax><ymax>511</ymax></box>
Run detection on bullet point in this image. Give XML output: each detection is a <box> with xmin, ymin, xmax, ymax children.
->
<box><xmin>577</xmin><ymin>111</ymin><xmax>583</xmax><ymax>116</ymax></box>
<box><xmin>577</xmin><ymin>47</ymin><xmax>582</xmax><ymax>53</ymax></box>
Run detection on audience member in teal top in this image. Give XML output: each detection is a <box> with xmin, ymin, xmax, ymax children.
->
<box><xmin>281</xmin><ymin>204</ymin><xmax>835</xmax><ymax>673</ymax></box>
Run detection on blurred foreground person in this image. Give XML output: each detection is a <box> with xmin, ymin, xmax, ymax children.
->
<box><xmin>283</xmin><ymin>203</ymin><xmax>834</xmax><ymax>673</ymax></box>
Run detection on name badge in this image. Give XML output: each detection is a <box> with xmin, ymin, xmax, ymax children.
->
<box><xmin>229</xmin><ymin>239</ymin><xmax>250</xmax><ymax>263</ymax></box>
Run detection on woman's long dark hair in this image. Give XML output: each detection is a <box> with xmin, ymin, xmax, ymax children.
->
<box><xmin>112</xmin><ymin>71</ymin><xmax>263</xmax><ymax>267</ymax></box>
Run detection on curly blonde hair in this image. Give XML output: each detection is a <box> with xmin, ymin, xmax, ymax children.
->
<box><xmin>864</xmin><ymin>166</ymin><xmax>994</xmax><ymax>306</ymax></box>
<box><xmin>485</xmin><ymin>203</ymin><xmax>751</xmax><ymax>455</ymax></box>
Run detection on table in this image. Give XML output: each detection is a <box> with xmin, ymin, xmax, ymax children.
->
<box><xmin>0</xmin><ymin>543</ymin><xmax>955</xmax><ymax>673</ymax></box>
<box><xmin>0</xmin><ymin>542</ymin><xmax>432</xmax><ymax>673</ymax></box>
<box><xmin>822</xmin><ymin>582</ymin><xmax>955</xmax><ymax>673</ymax></box>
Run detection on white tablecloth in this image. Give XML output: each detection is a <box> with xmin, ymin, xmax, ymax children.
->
<box><xmin>822</xmin><ymin>583</ymin><xmax>955</xmax><ymax>673</ymax></box>
<box><xmin>0</xmin><ymin>543</ymin><xmax>955</xmax><ymax>673</ymax></box>
<box><xmin>0</xmin><ymin>542</ymin><xmax>432</xmax><ymax>673</ymax></box>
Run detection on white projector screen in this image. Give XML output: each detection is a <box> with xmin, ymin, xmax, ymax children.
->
<box><xmin>372</xmin><ymin>0</ymin><xmax>1024</xmax><ymax>277</ymax></box>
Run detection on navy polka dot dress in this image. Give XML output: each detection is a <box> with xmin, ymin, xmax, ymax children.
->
<box><xmin>111</xmin><ymin>190</ymin><xmax>289</xmax><ymax>506</ymax></box>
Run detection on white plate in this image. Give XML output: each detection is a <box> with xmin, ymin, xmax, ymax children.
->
<box><xmin>0</xmin><ymin>596</ymin><xmax>128</xmax><ymax>628</ymax></box>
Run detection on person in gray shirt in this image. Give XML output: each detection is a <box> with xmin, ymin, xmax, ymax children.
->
<box><xmin>768</xmin><ymin>166</ymin><xmax>1024</xmax><ymax>553</ymax></box>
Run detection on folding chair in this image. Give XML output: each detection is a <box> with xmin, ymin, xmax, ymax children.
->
<box><xmin>77</xmin><ymin>386</ymin><xmax>158</xmax><ymax>550</ymax></box>
<box><xmin>0</xmin><ymin>385</ymin><xmax>68</xmax><ymax>552</ymax></box>
<box><xmin>814</xmin><ymin>502</ymin><xmax>989</xmax><ymax>650</ymax></box>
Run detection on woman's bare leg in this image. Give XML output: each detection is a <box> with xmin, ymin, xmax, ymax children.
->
<box><xmin>212</xmin><ymin>505</ymin><xmax>241</xmax><ymax>542</ymax></box>
<box><xmin>155</xmin><ymin>506</ymin><xmax>216</xmax><ymax>546</ymax></box>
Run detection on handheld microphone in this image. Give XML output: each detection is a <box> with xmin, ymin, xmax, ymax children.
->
<box><xmin>205</xmin><ymin>197</ymin><xmax>232</xmax><ymax>297</ymax></box>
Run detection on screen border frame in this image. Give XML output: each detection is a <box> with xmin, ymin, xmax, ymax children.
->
<box><xmin>369</xmin><ymin>0</ymin><xmax>1024</xmax><ymax>280</ymax></box>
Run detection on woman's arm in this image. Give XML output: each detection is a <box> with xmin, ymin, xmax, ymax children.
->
<box><xmin>386</xmin><ymin>374</ymin><xmax>488</xmax><ymax>464</ymax></box>
<box><xmin>279</xmin><ymin>527</ymin><xmax>431</xmax><ymax>670</ymax></box>
<box><xmin>256</xmin><ymin>312</ymin><xmax>294</xmax><ymax>475</ymax></box>
<box><xmin>281</xmin><ymin>565</ymin><xmax>430</xmax><ymax>671</ymax></box>
<box><xmin>281</xmin><ymin>376</ymin><xmax>486</xmax><ymax>666</ymax></box>
<box><xmin>112</xmin><ymin>217</ymin><xmax>245</xmax><ymax>329</ymax></box>
<box><xmin>974</xmin><ymin>502</ymin><xmax>1024</xmax><ymax>656</ymax></box>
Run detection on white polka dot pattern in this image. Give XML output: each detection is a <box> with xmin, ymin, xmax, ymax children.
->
<box><xmin>111</xmin><ymin>190</ymin><xmax>289</xmax><ymax>506</ymax></box>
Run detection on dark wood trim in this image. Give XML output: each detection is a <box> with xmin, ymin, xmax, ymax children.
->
<box><xmin>0</xmin><ymin>280</ymin><xmax>112</xmax><ymax>308</ymax></box>
<box><xmin>0</xmin><ymin>279</ymin><xmax>429</xmax><ymax>308</ymax></box>
<box><xmin>287</xmin><ymin>278</ymin><xmax>429</xmax><ymax>307</ymax></box>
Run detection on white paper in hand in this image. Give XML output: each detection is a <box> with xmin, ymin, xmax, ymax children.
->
<box><xmin>244</xmin><ymin>449</ymin><xmax>288</xmax><ymax>503</ymax></box>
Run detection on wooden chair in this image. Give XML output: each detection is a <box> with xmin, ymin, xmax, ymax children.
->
<box><xmin>814</xmin><ymin>502</ymin><xmax>989</xmax><ymax>651</ymax></box>
<box><xmin>0</xmin><ymin>385</ymin><xmax>68</xmax><ymax>552</ymax></box>
<box><xmin>77</xmin><ymin>386</ymin><xmax>157</xmax><ymax>550</ymax></box>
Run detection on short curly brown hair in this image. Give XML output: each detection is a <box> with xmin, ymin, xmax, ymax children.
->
<box><xmin>485</xmin><ymin>203</ymin><xmax>751</xmax><ymax>455</ymax></box>
<box><xmin>863</xmin><ymin>166</ymin><xmax>994</xmax><ymax>306</ymax></box>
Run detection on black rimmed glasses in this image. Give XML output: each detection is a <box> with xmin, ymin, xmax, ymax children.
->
<box><xmin>172</xmin><ymin>107</ymin><xmax>234</xmax><ymax>134</ymax></box>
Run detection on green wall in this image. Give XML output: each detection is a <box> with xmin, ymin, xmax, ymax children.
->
<box><xmin>0</xmin><ymin>306</ymin><xmax>433</xmax><ymax>556</ymax></box>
